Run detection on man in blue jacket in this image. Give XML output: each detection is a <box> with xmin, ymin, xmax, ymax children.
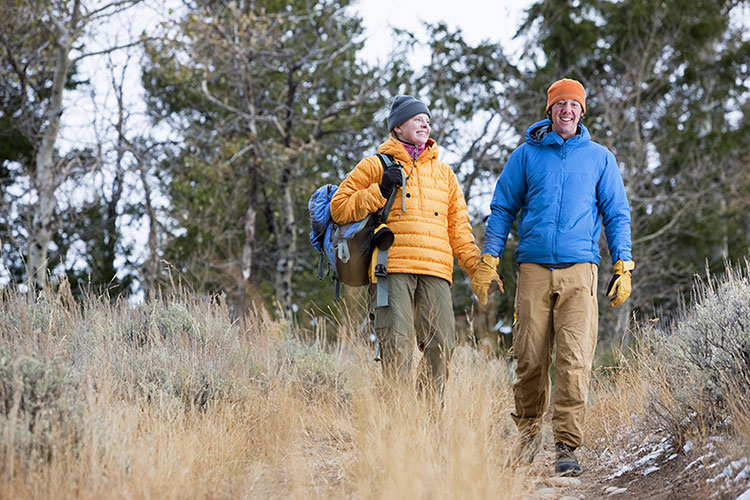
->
<box><xmin>472</xmin><ymin>78</ymin><xmax>634</xmax><ymax>476</ymax></box>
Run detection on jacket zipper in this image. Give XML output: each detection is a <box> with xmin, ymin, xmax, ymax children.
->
<box><xmin>554</xmin><ymin>142</ymin><xmax>567</xmax><ymax>261</ymax></box>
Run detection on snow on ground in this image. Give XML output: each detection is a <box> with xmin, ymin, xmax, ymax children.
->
<box><xmin>587</xmin><ymin>430</ymin><xmax>750</xmax><ymax>499</ymax></box>
<box><xmin>598</xmin><ymin>432</ymin><xmax>674</xmax><ymax>480</ymax></box>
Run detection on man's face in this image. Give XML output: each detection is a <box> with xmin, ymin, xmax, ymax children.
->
<box><xmin>394</xmin><ymin>113</ymin><xmax>430</xmax><ymax>146</ymax></box>
<box><xmin>549</xmin><ymin>99</ymin><xmax>583</xmax><ymax>140</ymax></box>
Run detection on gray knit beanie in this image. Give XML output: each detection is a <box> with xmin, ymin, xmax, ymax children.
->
<box><xmin>387</xmin><ymin>95</ymin><xmax>431</xmax><ymax>131</ymax></box>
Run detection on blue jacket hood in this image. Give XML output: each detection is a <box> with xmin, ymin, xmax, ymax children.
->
<box><xmin>526</xmin><ymin>118</ymin><xmax>590</xmax><ymax>148</ymax></box>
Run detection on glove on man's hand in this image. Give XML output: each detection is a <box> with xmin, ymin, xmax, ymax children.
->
<box><xmin>379</xmin><ymin>165</ymin><xmax>402</xmax><ymax>199</ymax></box>
<box><xmin>607</xmin><ymin>260</ymin><xmax>635</xmax><ymax>308</ymax></box>
<box><xmin>471</xmin><ymin>254</ymin><xmax>505</xmax><ymax>306</ymax></box>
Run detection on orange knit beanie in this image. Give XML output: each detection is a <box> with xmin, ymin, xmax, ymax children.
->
<box><xmin>546</xmin><ymin>78</ymin><xmax>586</xmax><ymax>114</ymax></box>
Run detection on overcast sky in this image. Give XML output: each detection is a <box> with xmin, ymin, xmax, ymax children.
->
<box><xmin>63</xmin><ymin>0</ymin><xmax>533</xmax><ymax>138</ymax></box>
<box><xmin>353</xmin><ymin>0</ymin><xmax>533</xmax><ymax>66</ymax></box>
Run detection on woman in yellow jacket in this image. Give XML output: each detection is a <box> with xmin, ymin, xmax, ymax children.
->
<box><xmin>330</xmin><ymin>95</ymin><xmax>496</xmax><ymax>400</ymax></box>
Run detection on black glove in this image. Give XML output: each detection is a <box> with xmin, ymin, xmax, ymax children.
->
<box><xmin>379</xmin><ymin>165</ymin><xmax>402</xmax><ymax>199</ymax></box>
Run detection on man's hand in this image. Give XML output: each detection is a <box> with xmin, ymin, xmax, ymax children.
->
<box><xmin>607</xmin><ymin>260</ymin><xmax>635</xmax><ymax>308</ymax></box>
<box><xmin>471</xmin><ymin>254</ymin><xmax>505</xmax><ymax>306</ymax></box>
<box><xmin>379</xmin><ymin>165</ymin><xmax>402</xmax><ymax>199</ymax></box>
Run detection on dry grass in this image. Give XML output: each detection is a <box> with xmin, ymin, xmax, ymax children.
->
<box><xmin>5</xmin><ymin>265</ymin><xmax>750</xmax><ymax>499</ymax></box>
<box><xmin>0</xmin><ymin>287</ymin><xmax>537</xmax><ymax>499</ymax></box>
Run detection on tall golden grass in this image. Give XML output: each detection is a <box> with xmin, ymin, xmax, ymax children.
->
<box><xmin>0</xmin><ymin>287</ymin><xmax>540</xmax><ymax>499</ymax></box>
<box><xmin>2</xmin><ymin>272</ymin><xmax>749</xmax><ymax>499</ymax></box>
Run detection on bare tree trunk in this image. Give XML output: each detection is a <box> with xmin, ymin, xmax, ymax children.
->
<box><xmin>239</xmin><ymin>174</ymin><xmax>258</xmax><ymax>315</ymax></box>
<box><xmin>274</xmin><ymin>163</ymin><xmax>296</xmax><ymax>322</ymax></box>
<box><xmin>139</xmin><ymin>162</ymin><xmax>159</xmax><ymax>298</ymax></box>
<box><xmin>28</xmin><ymin>0</ymin><xmax>80</xmax><ymax>287</ymax></box>
<box><xmin>273</xmin><ymin>68</ymin><xmax>299</xmax><ymax>323</ymax></box>
<box><xmin>111</xmin><ymin>53</ymin><xmax>159</xmax><ymax>299</ymax></box>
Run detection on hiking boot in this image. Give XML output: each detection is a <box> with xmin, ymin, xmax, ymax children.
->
<box><xmin>518</xmin><ymin>433</ymin><xmax>542</xmax><ymax>464</ymax></box>
<box><xmin>555</xmin><ymin>442</ymin><xmax>582</xmax><ymax>476</ymax></box>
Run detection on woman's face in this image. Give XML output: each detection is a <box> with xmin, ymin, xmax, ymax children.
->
<box><xmin>394</xmin><ymin>113</ymin><xmax>431</xmax><ymax>146</ymax></box>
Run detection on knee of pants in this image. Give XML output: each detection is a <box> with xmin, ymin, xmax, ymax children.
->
<box><xmin>418</xmin><ymin>331</ymin><xmax>454</xmax><ymax>355</ymax></box>
<box><xmin>376</xmin><ymin>326</ymin><xmax>413</xmax><ymax>356</ymax></box>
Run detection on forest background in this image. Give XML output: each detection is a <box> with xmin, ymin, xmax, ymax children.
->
<box><xmin>1</xmin><ymin>0</ymin><xmax>750</xmax><ymax>355</ymax></box>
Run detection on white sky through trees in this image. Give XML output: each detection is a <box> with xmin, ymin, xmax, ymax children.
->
<box><xmin>354</xmin><ymin>0</ymin><xmax>531</xmax><ymax>66</ymax></box>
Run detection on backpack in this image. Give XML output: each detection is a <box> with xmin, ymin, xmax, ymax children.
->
<box><xmin>308</xmin><ymin>153</ymin><xmax>403</xmax><ymax>304</ymax></box>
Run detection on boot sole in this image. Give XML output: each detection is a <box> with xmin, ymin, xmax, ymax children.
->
<box><xmin>556</xmin><ymin>465</ymin><xmax>583</xmax><ymax>477</ymax></box>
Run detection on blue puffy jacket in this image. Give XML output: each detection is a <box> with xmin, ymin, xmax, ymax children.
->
<box><xmin>483</xmin><ymin>119</ymin><xmax>631</xmax><ymax>264</ymax></box>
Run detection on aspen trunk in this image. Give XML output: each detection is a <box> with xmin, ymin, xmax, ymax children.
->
<box><xmin>139</xmin><ymin>162</ymin><xmax>160</xmax><ymax>299</ymax></box>
<box><xmin>238</xmin><ymin>179</ymin><xmax>258</xmax><ymax>315</ymax></box>
<box><xmin>28</xmin><ymin>3</ymin><xmax>79</xmax><ymax>287</ymax></box>
<box><xmin>274</xmin><ymin>163</ymin><xmax>296</xmax><ymax>322</ymax></box>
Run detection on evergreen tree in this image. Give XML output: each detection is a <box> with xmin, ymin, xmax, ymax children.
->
<box><xmin>142</xmin><ymin>0</ymin><xmax>385</xmax><ymax>319</ymax></box>
<box><xmin>0</xmin><ymin>0</ymin><xmax>144</xmax><ymax>296</ymax></box>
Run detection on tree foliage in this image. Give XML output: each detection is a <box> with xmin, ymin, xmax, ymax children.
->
<box><xmin>142</xmin><ymin>0</ymin><xmax>385</xmax><ymax>318</ymax></box>
<box><xmin>0</xmin><ymin>0</ymin><xmax>144</xmax><ymax>297</ymax></box>
<box><xmin>0</xmin><ymin>0</ymin><xmax>748</xmax><ymax>350</ymax></box>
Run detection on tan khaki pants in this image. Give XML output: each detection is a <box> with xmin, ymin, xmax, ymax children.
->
<box><xmin>511</xmin><ymin>263</ymin><xmax>598</xmax><ymax>448</ymax></box>
<box><xmin>370</xmin><ymin>273</ymin><xmax>455</xmax><ymax>398</ymax></box>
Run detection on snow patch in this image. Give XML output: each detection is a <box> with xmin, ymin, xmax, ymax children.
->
<box><xmin>642</xmin><ymin>465</ymin><xmax>660</xmax><ymax>475</ymax></box>
<box><xmin>606</xmin><ymin>434</ymin><xmax>674</xmax><ymax>480</ymax></box>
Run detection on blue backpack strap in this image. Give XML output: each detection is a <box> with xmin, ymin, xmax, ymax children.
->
<box><xmin>376</xmin><ymin>153</ymin><xmax>407</xmax><ymax>213</ymax></box>
<box><xmin>374</xmin><ymin>247</ymin><xmax>390</xmax><ymax>307</ymax></box>
<box><xmin>375</xmin><ymin>154</ymin><xmax>402</xmax><ymax>216</ymax></box>
<box><xmin>372</xmin><ymin>153</ymin><xmax>403</xmax><ymax>308</ymax></box>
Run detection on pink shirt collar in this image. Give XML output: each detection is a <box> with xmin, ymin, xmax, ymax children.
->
<box><xmin>399</xmin><ymin>140</ymin><xmax>426</xmax><ymax>162</ymax></box>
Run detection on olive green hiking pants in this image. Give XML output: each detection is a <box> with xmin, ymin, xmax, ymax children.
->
<box><xmin>511</xmin><ymin>263</ymin><xmax>598</xmax><ymax>448</ymax></box>
<box><xmin>370</xmin><ymin>273</ymin><xmax>455</xmax><ymax>399</ymax></box>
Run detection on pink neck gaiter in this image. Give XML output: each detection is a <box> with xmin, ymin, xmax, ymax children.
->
<box><xmin>400</xmin><ymin>140</ymin><xmax>426</xmax><ymax>162</ymax></box>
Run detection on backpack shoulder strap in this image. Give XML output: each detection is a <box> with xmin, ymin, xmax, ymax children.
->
<box><xmin>375</xmin><ymin>153</ymin><xmax>396</xmax><ymax>170</ymax></box>
<box><xmin>374</xmin><ymin>153</ymin><xmax>402</xmax><ymax>219</ymax></box>
<box><xmin>371</xmin><ymin>153</ymin><xmax>403</xmax><ymax>309</ymax></box>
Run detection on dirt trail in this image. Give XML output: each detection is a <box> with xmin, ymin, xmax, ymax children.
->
<box><xmin>524</xmin><ymin>439</ymin><xmax>672</xmax><ymax>499</ymax></box>
<box><xmin>522</xmin><ymin>428</ymin><xmax>746</xmax><ymax>500</ymax></box>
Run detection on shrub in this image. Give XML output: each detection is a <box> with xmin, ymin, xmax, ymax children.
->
<box><xmin>131</xmin><ymin>353</ymin><xmax>235</xmax><ymax>412</ymax></box>
<box><xmin>0</xmin><ymin>349</ymin><xmax>83</xmax><ymax>469</ymax></box>
<box><xmin>655</xmin><ymin>263</ymin><xmax>750</xmax><ymax>425</ymax></box>
<box><xmin>284</xmin><ymin>338</ymin><xmax>351</xmax><ymax>405</ymax></box>
<box><xmin>122</xmin><ymin>302</ymin><xmax>203</xmax><ymax>347</ymax></box>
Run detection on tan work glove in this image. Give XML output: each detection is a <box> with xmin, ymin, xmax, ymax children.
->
<box><xmin>607</xmin><ymin>260</ymin><xmax>635</xmax><ymax>308</ymax></box>
<box><xmin>471</xmin><ymin>254</ymin><xmax>505</xmax><ymax>306</ymax></box>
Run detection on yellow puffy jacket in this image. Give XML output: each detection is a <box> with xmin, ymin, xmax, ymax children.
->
<box><xmin>330</xmin><ymin>137</ymin><xmax>480</xmax><ymax>284</ymax></box>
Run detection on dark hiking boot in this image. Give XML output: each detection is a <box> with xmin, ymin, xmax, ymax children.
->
<box><xmin>518</xmin><ymin>433</ymin><xmax>542</xmax><ymax>464</ymax></box>
<box><xmin>555</xmin><ymin>442</ymin><xmax>582</xmax><ymax>476</ymax></box>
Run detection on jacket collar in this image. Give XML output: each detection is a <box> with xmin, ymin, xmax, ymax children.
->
<box><xmin>379</xmin><ymin>136</ymin><xmax>438</xmax><ymax>164</ymax></box>
<box><xmin>526</xmin><ymin>119</ymin><xmax>590</xmax><ymax>147</ymax></box>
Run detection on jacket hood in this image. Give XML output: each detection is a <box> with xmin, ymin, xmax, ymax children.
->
<box><xmin>378</xmin><ymin>136</ymin><xmax>438</xmax><ymax>164</ymax></box>
<box><xmin>526</xmin><ymin>119</ymin><xmax>590</xmax><ymax>147</ymax></box>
